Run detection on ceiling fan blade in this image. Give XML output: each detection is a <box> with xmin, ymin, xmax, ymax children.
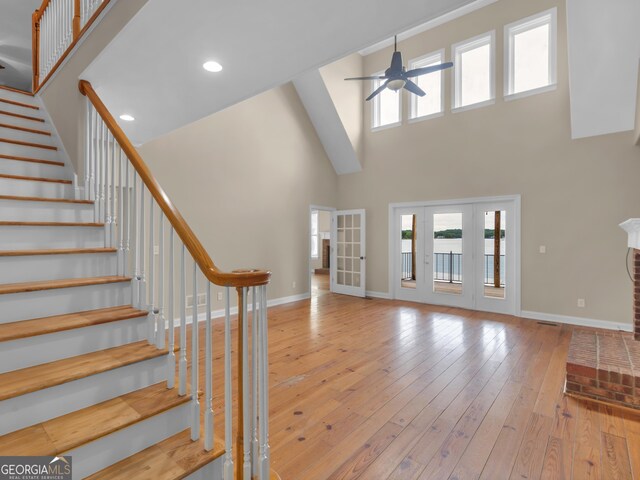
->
<box><xmin>405</xmin><ymin>62</ymin><xmax>453</xmax><ymax>78</ymax></box>
<box><xmin>366</xmin><ymin>80</ymin><xmax>389</xmax><ymax>101</ymax></box>
<box><xmin>390</xmin><ymin>51</ymin><xmax>403</xmax><ymax>73</ymax></box>
<box><xmin>344</xmin><ymin>75</ymin><xmax>387</xmax><ymax>81</ymax></box>
<box><xmin>403</xmin><ymin>79</ymin><xmax>426</xmax><ymax>97</ymax></box>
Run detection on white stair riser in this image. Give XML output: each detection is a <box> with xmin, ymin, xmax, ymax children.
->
<box><xmin>0</xmin><ymin>113</ymin><xmax>47</xmax><ymax>130</ymax></box>
<box><xmin>0</xmin><ymin>101</ymin><xmax>43</xmax><ymax>118</ymax></box>
<box><xmin>184</xmin><ymin>459</ymin><xmax>224</xmax><ymax>480</ymax></box>
<box><xmin>0</xmin><ymin>281</ymin><xmax>132</xmax><ymax>323</ymax></box>
<box><xmin>0</xmin><ymin>177</ymin><xmax>72</xmax><ymax>198</ymax></box>
<box><xmin>0</xmin><ymin>158</ymin><xmax>66</xmax><ymax>178</ymax></box>
<box><xmin>0</xmin><ymin>253</ymin><xmax>117</xmax><ymax>283</ymax></box>
<box><xmin>68</xmin><ymin>403</ymin><xmax>191</xmax><ymax>479</ymax></box>
<box><xmin>0</xmin><ymin>200</ymin><xmax>93</xmax><ymax>222</ymax></box>
<box><xmin>0</xmin><ymin>225</ymin><xmax>104</xmax><ymax>249</ymax></box>
<box><xmin>0</xmin><ymin>354</ymin><xmax>169</xmax><ymax>434</ymax></box>
<box><xmin>0</xmin><ymin>141</ymin><xmax>61</xmax><ymax>162</ymax></box>
<box><xmin>0</xmin><ymin>90</ymin><xmax>39</xmax><ymax>106</ymax></box>
<box><xmin>0</xmin><ymin>316</ymin><xmax>147</xmax><ymax>373</ymax></box>
<box><xmin>0</xmin><ymin>126</ymin><xmax>55</xmax><ymax>146</ymax></box>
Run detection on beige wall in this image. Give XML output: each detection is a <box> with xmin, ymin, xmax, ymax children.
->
<box><xmin>635</xmin><ymin>59</ymin><xmax>640</xmax><ymax>145</ymax></box>
<box><xmin>320</xmin><ymin>54</ymin><xmax>365</xmax><ymax>161</ymax></box>
<box><xmin>40</xmin><ymin>0</ymin><xmax>148</xmax><ymax>175</ymax></box>
<box><xmin>338</xmin><ymin>0</ymin><xmax>640</xmax><ymax>325</ymax></box>
<box><xmin>138</xmin><ymin>84</ymin><xmax>338</xmax><ymax>301</ymax></box>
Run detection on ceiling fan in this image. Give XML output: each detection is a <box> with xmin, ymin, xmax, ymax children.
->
<box><xmin>345</xmin><ymin>36</ymin><xmax>453</xmax><ymax>101</ymax></box>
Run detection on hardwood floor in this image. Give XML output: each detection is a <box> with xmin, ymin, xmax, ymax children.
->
<box><xmin>194</xmin><ymin>283</ymin><xmax>640</xmax><ymax>479</ymax></box>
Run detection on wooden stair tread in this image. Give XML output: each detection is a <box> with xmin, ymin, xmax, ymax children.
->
<box><xmin>0</xmin><ymin>122</ymin><xmax>50</xmax><ymax>136</ymax></box>
<box><xmin>0</xmin><ymin>306</ymin><xmax>146</xmax><ymax>342</ymax></box>
<box><xmin>0</xmin><ymin>247</ymin><xmax>116</xmax><ymax>257</ymax></box>
<box><xmin>0</xmin><ymin>98</ymin><xmax>39</xmax><ymax>110</ymax></box>
<box><xmin>0</xmin><ymin>275</ymin><xmax>130</xmax><ymax>295</ymax></box>
<box><xmin>0</xmin><ymin>341</ymin><xmax>168</xmax><ymax>401</ymax></box>
<box><xmin>0</xmin><ymin>221</ymin><xmax>103</xmax><ymax>227</ymax></box>
<box><xmin>0</xmin><ymin>137</ymin><xmax>56</xmax><ymax>150</ymax></box>
<box><xmin>0</xmin><ymin>153</ymin><xmax>64</xmax><ymax>166</ymax></box>
<box><xmin>0</xmin><ymin>173</ymin><xmax>71</xmax><ymax>184</ymax></box>
<box><xmin>0</xmin><ymin>109</ymin><xmax>44</xmax><ymax>123</ymax></box>
<box><xmin>0</xmin><ymin>383</ymin><xmax>190</xmax><ymax>456</ymax></box>
<box><xmin>0</xmin><ymin>194</ymin><xmax>92</xmax><ymax>204</ymax></box>
<box><xmin>85</xmin><ymin>429</ymin><xmax>224</xmax><ymax>480</ymax></box>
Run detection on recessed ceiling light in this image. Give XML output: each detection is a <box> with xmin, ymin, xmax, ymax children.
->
<box><xmin>119</xmin><ymin>114</ymin><xmax>135</xmax><ymax>122</ymax></box>
<box><xmin>203</xmin><ymin>61</ymin><xmax>223</xmax><ymax>73</ymax></box>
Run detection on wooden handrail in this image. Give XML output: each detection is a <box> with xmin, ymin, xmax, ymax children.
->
<box><xmin>79</xmin><ymin>80</ymin><xmax>271</xmax><ymax>288</ymax></box>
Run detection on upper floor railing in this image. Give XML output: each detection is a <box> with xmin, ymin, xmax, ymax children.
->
<box><xmin>32</xmin><ymin>0</ymin><xmax>110</xmax><ymax>92</ymax></box>
<box><xmin>79</xmin><ymin>80</ymin><xmax>273</xmax><ymax>480</ymax></box>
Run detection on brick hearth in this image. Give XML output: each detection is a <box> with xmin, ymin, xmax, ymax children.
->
<box><xmin>566</xmin><ymin>329</ymin><xmax>640</xmax><ymax>409</ymax></box>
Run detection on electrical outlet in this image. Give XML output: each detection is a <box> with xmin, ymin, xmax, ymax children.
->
<box><xmin>292</xmin><ymin>281</ymin><xmax>296</xmax><ymax>289</ymax></box>
<box><xmin>577</xmin><ymin>298</ymin><xmax>586</xmax><ymax>308</ymax></box>
<box><xmin>217</xmin><ymin>292</ymin><xmax>223</xmax><ymax>301</ymax></box>
<box><xmin>539</xmin><ymin>245</ymin><xmax>546</xmax><ymax>254</ymax></box>
<box><xmin>153</xmin><ymin>245</ymin><xmax>159</xmax><ymax>255</ymax></box>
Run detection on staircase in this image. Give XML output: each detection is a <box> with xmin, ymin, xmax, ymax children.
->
<box><xmin>0</xmin><ymin>88</ymin><xmax>227</xmax><ymax>478</ymax></box>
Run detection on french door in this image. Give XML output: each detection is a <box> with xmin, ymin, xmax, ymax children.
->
<box><xmin>331</xmin><ymin>209</ymin><xmax>366</xmax><ymax>297</ymax></box>
<box><xmin>393</xmin><ymin>200</ymin><xmax>517</xmax><ymax>314</ymax></box>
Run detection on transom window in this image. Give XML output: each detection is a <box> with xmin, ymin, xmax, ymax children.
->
<box><xmin>452</xmin><ymin>31</ymin><xmax>495</xmax><ymax>110</ymax></box>
<box><xmin>505</xmin><ymin>9</ymin><xmax>557</xmax><ymax>97</ymax></box>
<box><xmin>371</xmin><ymin>73</ymin><xmax>401</xmax><ymax>129</ymax></box>
<box><xmin>409</xmin><ymin>50</ymin><xmax>444</xmax><ymax>120</ymax></box>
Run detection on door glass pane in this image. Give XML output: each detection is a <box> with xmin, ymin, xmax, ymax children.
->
<box><xmin>400</xmin><ymin>214</ymin><xmax>416</xmax><ymax>289</ymax></box>
<box><xmin>484</xmin><ymin>210</ymin><xmax>506</xmax><ymax>299</ymax></box>
<box><xmin>336</xmin><ymin>213</ymin><xmax>362</xmax><ymax>288</ymax></box>
<box><xmin>433</xmin><ymin>213</ymin><xmax>462</xmax><ymax>295</ymax></box>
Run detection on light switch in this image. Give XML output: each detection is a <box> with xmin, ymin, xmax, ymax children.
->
<box><xmin>539</xmin><ymin>246</ymin><xmax>546</xmax><ymax>254</ymax></box>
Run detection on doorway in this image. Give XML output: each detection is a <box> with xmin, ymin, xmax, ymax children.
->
<box><xmin>391</xmin><ymin>196</ymin><xmax>519</xmax><ymax>314</ymax></box>
<box><xmin>309</xmin><ymin>206</ymin><xmax>333</xmax><ymax>298</ymax></box>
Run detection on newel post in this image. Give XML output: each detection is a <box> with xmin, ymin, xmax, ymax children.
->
<box><xmin>73</xmin><ymin>0</ymin><xmax>81</xmax><ymax>39</ymax></box>
<box><xmin>32</xmin><ymin>10</ymin><xmax>40</xmax><ymax>91</ymax></box>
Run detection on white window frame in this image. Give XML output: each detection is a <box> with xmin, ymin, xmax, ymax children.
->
<box><xmin>371</xmin><ymin>72</ymin><xmax>402</xmax><ymax>131</ymax></box>
<box><xmin>504</xmin><ymin>8</ymin><xmax>557</xmax><ymax>101</ymax></box>
<box><xmin>311</xmin><ymin>210</ymin><xmax>319</xmax><ymax>259</ymax></box>
<box><xmin>408</xmin><ymin>49</ymin><xmax>445</xmax><ymax>122</ymax></box>
<box><xmin>451</xmin><ymin>30</ymin><xmax>496</xmax><ymax>113</ymax></box>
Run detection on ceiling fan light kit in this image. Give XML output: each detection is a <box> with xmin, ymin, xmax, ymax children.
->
<box><xmin>345</xmin><ymin>35</ymin><xmax>453</xmax><ymax>101</ymax></box>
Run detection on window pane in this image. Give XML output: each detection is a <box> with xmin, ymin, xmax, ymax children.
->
<box><xmin>373</xmin><ymin>78</ymin><xmax>400</xmax><ymax>128</ymax></box>
<box><xmin>460</xmin><ymin>43</ymin><xmax>491</xmax><ymax>107</ymax></box>
<box><xmin>411</xmin><ymin>57</ymin><xmax>442</xmax><ymax>118</ymax></box>
<box><xmin>513</xmin><ymin>24</ymin><xmax>550</xmax><ymax>94</ymax></box>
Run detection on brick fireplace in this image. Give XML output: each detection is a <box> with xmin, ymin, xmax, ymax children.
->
<box><xmin>564</xmin><ymin>219</ymin><xmax>640</xmax><ymax>409</ymax></box>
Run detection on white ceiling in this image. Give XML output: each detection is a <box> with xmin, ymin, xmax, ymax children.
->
<box><xmin>0</xmin><ymin>0</ymin><xmax>41</xmax><ymax>91</ymax></box>
<box><xmin>566</xmin><ymin>0</ymin><xmax>640</xmax><ymax>139</ymax></box>
<box><xmin>82</xmin><ymin>0</ymin><xmax>477</xmax><ymax>145</ymax></box>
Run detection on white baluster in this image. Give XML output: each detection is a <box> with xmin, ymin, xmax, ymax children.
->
<box><xmin>241</xmin><ymin>287</ymin><xmax>251</xmax><ymax>479</ymax></box>
<box><xmin>118</xmin><ymin>147</ymin><xmax>125</xmax><ymax>275</ymax></box>
<box><xmin>90</xmin><ymin>106</ymin><xmax>96</xmax><ymax>207</ymax></box>
<box><xmin>167</xmin><ymin>226</ymin><xmax>175</xmax><ymax>389</ymax></box>
<box><xmin>191</xmin><ymin>262</ymin><xmax>200</xmax><ymax>440</ymax></box>
<box><xmin>110</xmin><ymin>135</ymin><xmax>116</xmax><ymax>249</ymax></box>
<box><xmin>132</xmin><ymin>171</ymin><xmax>139</xmax><ymax>306</ymax></box>
<box><xmin>223</xmin><ymin>286</ymin><xmax>234</xmax><ymax>480</ymax></box>
<box><xmin>252</xmin><ymin>286</ymin><xmax>259</xmax><ymax>476</ymax></box>
<box><xmin>101</xmin><ymin>123</ymin><xmax>107</xmax><ymax>230</ymax></box>
<box><xmin>204</xmin><ymin>280</ymin><xmax>213</xmax><ymax>451</ymax></box>
<box><xmin>84</xmin><ymin>100</ymin><xmax>91</xmax><ymax>201</ymax></box>
<box><xmin>258</xmin><ymin>285</ymin><xmax>271</xmax><ymax>479</ymax></box>
<box><xmin>148</xmin><ymin>200</ymin><xmax>155</xmax><ymax>344</ymax></box>
<box><xmin>139</xmin><ymin>185</ymin><xmax>147</xmax><ymax>310</ymax></box>
<box><xmin>156</xmin><ymin>212</ymin><xmax>165</xmax><ymax>349</ymax></box>
<box><xmin>124</xmin><ymin>160</ymin><xmax>130</xmax><ymax>276</ymax></box>
<box><xmin>179</xmin><ymin>244</ymin><xmax>187</xmax><ymax>396</ymax></box>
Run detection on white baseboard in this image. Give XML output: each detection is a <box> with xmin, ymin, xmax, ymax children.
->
<box><xmin>167</xmin><ymin>292</ymin><xmax>311</xmax><ymax>327</ymax></box>
<box><xmin>366</xmin><ymin>290</ymin><xmax>391</xmax><ymax>299</ymax></box>
<box><xmin>520</xmin><ymin>310</ymin><xmax>633</xmax><ymax>332</ymax></box>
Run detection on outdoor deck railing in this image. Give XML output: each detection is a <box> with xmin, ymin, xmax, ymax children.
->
<box><xmin>401</xmin><ymin>251</ymin><xmax>505</xmax><ymax>286</ymax></box>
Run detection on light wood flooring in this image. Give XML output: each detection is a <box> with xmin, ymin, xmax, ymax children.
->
<box><xmin>194</xmin><ymin>274</ymin><xmax>640</xmax><ymax>479</ymax></box>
